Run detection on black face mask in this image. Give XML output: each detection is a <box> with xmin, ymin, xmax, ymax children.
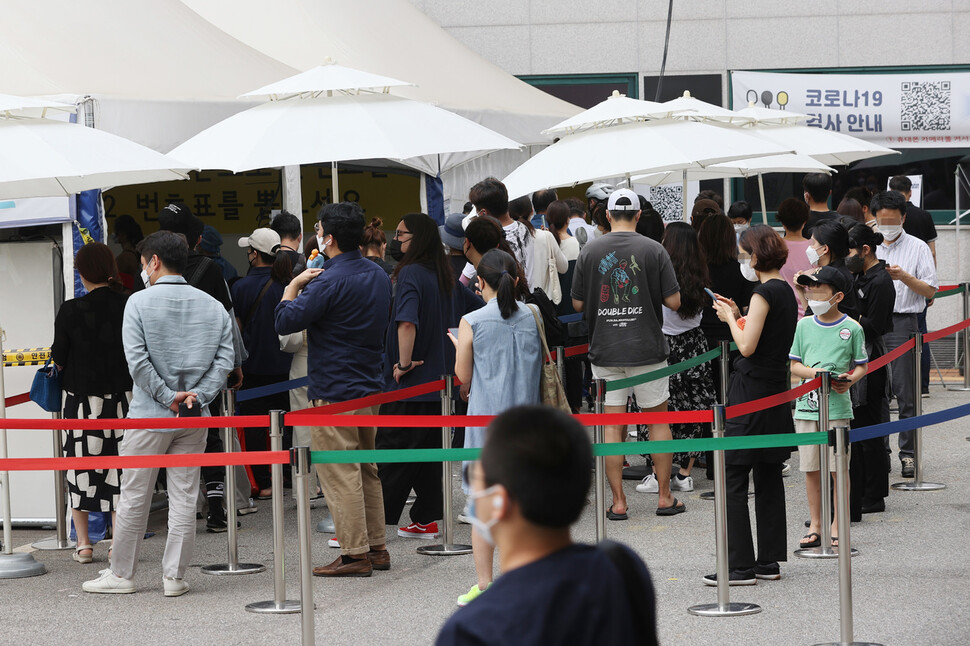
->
<box><xmin>388</xmin><ymin>238</ymin><xmax>405</xmax><ymax>261</ymax></box>
<box><xmin>845</xmin><ymin>254</ymin><xmax>865</xmax><ymax>274</ymax></box>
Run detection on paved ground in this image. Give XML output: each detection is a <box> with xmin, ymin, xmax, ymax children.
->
<box><xmin>3</xmin><ymin>384</ymin><xmax>969</xmax><ymax>645</ymax></box>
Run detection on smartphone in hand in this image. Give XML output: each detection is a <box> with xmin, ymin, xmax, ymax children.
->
<box><xmin>448</xmin><ymin>327</ymin><xmax>459</xmax><ymax>338</ymax></box>
<box><xmin>178</xmin><ymin>401</ymin><xmax>202</xmax><ymax>417</ymax></box>
<box><xmin>704</xmin><ymin>287</ymin><xmax>717</xmax><ymax>301</ymax></box>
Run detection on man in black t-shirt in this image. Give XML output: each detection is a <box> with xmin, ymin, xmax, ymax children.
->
<box><xmin>270</xmin><ymin>210</ymin><xmax>307</xmax><ymax>277</ymax></box>
<box><xmin>802</xmin><ymin>173</ymin><xmax>839</xmax><ymax>239</ymax></box>
<box><xmin>436</xmin><ymin>406</ymin><xmax>657</xmax><ymax>646</ymax></box>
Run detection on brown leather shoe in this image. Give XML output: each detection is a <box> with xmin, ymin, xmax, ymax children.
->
<box><xmin>312</xmin><ymin>555</ymin><xmax>372</xmax><ymax>577</ymax></box>
<box><xmin>367</xmin><ymin>549</ymin><xmax>390</xmax><ymax>571</ymax></box>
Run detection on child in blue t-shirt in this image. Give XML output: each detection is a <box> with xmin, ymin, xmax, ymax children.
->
<box><xmin>789</xmin><ymin>266</ymin><xmax>868</xmax><ymax>549</ymax></box>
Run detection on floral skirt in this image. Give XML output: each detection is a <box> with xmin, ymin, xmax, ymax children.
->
<box><xmin>62</xmin><ymin>392</ymin><xmax>129</xmax><ymax>512</ymax></box>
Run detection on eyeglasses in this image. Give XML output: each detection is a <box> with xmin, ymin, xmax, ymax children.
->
<box><xmin>393</xmin><ymin>230</ymin><xmax>412</xmax><ymax>240</ymax></box>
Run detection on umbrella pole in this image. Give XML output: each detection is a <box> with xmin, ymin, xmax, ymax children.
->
<box><xmin>682</xmin><ymin>169</ymin><xmax>689</xmax><ymax>222</ymax></box>
<box><xmin>331</xmin><ymin>161</ymin><xmax>339</xmax><ymax>204</ymax></box>
<box><xmin>758</xmin><ymin>174</ymin><xmax>768</xmax><ymax>225</ymax></box>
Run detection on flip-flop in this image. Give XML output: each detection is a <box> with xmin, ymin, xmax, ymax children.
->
<box><xmin>831</xmin><ymin>536</ymin><xmax>839</xmax><ymax>548</ymax></box>
<box><xmin>606</xmin><ymin>505</ymin><xmax>628</xmax><ymax>521</ymax></box>
<box><xmin>800</xmin><ymin>532</ymin><xmax>821</xmax><ymax>548</ymax></box>
<box><xmin>656</xmin><ymin>498</ymin><xmax>686</xmax><ymax>516</ymax></box>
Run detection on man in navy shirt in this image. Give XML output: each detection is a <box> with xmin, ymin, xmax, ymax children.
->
<box><xmin>275</xmin><ymin>202</ymin><xmax>392</xmax><ymax>577</ymax></box>
<box><xmin>436</xmin><ymin>406</ymin><xmax>657</xmax><ymax>646</ymax></box>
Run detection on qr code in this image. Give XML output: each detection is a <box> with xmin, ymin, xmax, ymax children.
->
<box><xmin>649</xmin><ymin>185</ymin><xmax>684</xmax><ymax>223</ymax></box>
<box><xmin>900</xmin><ymin>81</ymin><xmax>950</xmax><ymax>131</ymax></box>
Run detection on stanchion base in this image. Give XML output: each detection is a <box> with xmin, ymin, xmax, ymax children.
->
<box><xmin>688</xmin><ymin>601</ymin><xmax>762</xmax><ymax>617</ymax></box>
<box><xmin>0</xmin><ymin>553</ymin><xmax>47</xmax><ymax>579</ymax></box>
<box><xmin>416</xmin><ymin>543</ymin><xmax>473</xmax><ymax>556</ymax></box>
<box><xmin>200</xmin><ymin>563</ymin><xmax>266</xmax><ymax>576</ymax></box>
<box><xmin>946</xmin><ymin>386</ymin><xmax>970</xmax><ymax>392</ymax></box>
<box><xmin>315</xmin><ymin>515</ymin><xmax>335</xmax><ymax>534</ymax></box>
<box><xmin>31</xmin><ymin>536</ymin><xmax>76</xmax><ymax>551</ymax></box>
<box><xmin>793</xmin><ymin>546</ymin><xmax>859</xmax><ymax>559</ymax></box>
<box><xmin>891</xmin><ymin>481</ymin><xmax>946</xmax><ymax>491</ymax></box>
<box><xmin>813</xmin><ymin>641</ymin><xmax>883</xmax><ymax>645</ymax></box>
<box><xmin>245</xmin><ymin>599</ymin><xmax>302</xmax><ymax>614</ymax></box>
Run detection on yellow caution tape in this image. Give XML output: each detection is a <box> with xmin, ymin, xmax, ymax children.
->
<box><xmin>2</xmin><ymin>348</ymin><xmax>51</xmax><ymax>367</ymax></box>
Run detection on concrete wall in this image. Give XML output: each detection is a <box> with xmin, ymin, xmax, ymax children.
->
<box><xmin>408</xmin><ymin>1</ymin><xmax>966</xmax><ymax>79</ymax></box>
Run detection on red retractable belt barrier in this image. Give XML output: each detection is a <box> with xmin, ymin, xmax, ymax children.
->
<box><xmin>0</xmin><ymin>450</ymin><xmax>289</xmax><ymax>472</ymax></box>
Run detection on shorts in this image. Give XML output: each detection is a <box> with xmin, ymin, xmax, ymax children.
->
<box><xmin>591</xmin><ymin>362</ymin><xmax>669</xmax><ymax>409</ymax></box>
<box><xmin>795</xmin><ymin>419</ymin><xmax>850</xmax><ymax>472</ymax></box>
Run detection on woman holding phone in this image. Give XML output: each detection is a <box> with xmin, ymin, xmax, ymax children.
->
<box><xmin>378</xmin><ymin>213</ymin><xmax>482</xmax><ymax>541</ymax></box>
<box><xmin>450</xmin><ymin>249</ymin><xmax>543</xmax><ymax>607</ymax></box>
<box><xmin>708</xmin><ymin>225</ymin><xmax>797</xmax><ymax>585</ymax></box>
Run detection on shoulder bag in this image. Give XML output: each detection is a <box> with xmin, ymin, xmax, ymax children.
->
<box><xmin>527</xmin><ymin>304</ymin><xmax>571</xmax><ymax>413</ymax></box>
<box><xmin>30</xmin><ymin>358</ymin><xmax>63</xmax><ymax>413</ymax></box>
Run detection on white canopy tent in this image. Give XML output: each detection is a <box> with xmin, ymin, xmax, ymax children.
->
<box><xmin>0</xmin><ymin>0</ymin><xmax>578</xmax><ymax>209</ymax></box>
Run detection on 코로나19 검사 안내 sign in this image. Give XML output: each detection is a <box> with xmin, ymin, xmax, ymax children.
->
<box><xmin>731</xmin><ymin>70</ymin><xmax>970</xmax><ymax>148</ymax></box>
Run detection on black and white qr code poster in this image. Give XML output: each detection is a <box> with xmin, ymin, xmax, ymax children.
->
<box><xmin>732</xmin><ymin>71</ymin><xmax>970</xmax><ymax>148</ymax></box>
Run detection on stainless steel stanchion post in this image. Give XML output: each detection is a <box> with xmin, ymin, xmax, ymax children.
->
<box><xmin>702</xmin><ymin>341</ymin><xmax>733</xmax><ymax>502</ymax></box>
<box><xmin>554</xmin><ymin>346</ymin><xmax>565</xmax><ymax>384</ymax></box>
<box><xmin>32</xmin><ymin>414</ymin><xmax>75</xmax><ymax>550</ymax></box>
<box><xmin>593</xmin><ymin>378</ymin><xmax>607</xmax><ymax>543</ymax></box>
<box><xmin>247</xmin><ymin>410</ymin><xmax>300</xmax><ymax>613</ymax></box>
<box><xmin>812</xmin><ymin>426</ymin><xmax>882</xmax><ymax>646</ymax></box>
<box><xmin>689</xmin><ymin>404</ymin><xmax>761</xmax><ymax>617</ymax></box>
<box><xmin>202</xmin><ymin>390</ymin><xmax>265</xmax><ymax>575</ymax></box>
<box><xmin>293</xmin><ymin>446</ymin><xmax>316</xmax><ymax>646</ymax></box>
<box><xmin>947</xmin><ymin>284</ymin><xmax>970</xmax><ymax>392</ymax></box>
<box><xmin>795</xmin><ymin>372</ymin><xmax>856</xmax><ymax>559</ymax></box>
<box><xmin>0</xmin><ymin>326</ymin><xmax>47</xmax><ymax>578</ymax></box>
<box><xmin>893</xmin><ymin>332</ymin><xmax>946</xmax><ymax>491</ymax></box>
<box><xmin>418</xmin><ymin>376</ymin><xmax>472</xmax><ymax>556</ymax></box>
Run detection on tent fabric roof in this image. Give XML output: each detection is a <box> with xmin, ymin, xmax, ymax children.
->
<box><xmin>0</xmin><ymin>0</ymin><xmax>577</xmax><ymax>149</ymax></box>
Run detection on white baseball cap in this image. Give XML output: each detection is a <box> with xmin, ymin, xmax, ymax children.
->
<box><xmin>238</xmin><ymin>228</ymin><xmax>281</xmax><ymax>255</ymax></box>
<box><xmin>607</xmin><ymin>188</ymin><xmax>640</xmax><ymax>211</ymax></box>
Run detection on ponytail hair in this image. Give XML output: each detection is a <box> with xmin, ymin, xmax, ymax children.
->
<box><xmin>846</xmin><ymin>221</ymin><xmax>884</xmax><ymax>254</ymax></box>
<box><xmin>477</xmin><ymin>249</ymin><xmax>520</xmax><ymax>319</ymax></box>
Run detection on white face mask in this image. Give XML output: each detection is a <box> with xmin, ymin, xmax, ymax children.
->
<box><xmin>140</xmin><ymin>269</ymin><xmax>151</xmax><ymax>288</ymax></box>
<box><xmin>739</xmin><ymin>259</ymin><xmax>759</xmax><ymax>282</ymax></box>
<box><xmin>466</xmin><ymin>485</ymin><xmax>501</xmax><ymax>546</ymax></box>
<box><xmin>808</xmin><ymin>295</ymin><xmax>837</xmax><ymax>317</ymax></box>
<box><xmin>316</xmin><ymin>235</ymin><xmax>326</xmax><ymax>251</ymax></box>
<box><xmin>806</xmin><ymin>245</ymin><xmax>822</xmax><ymax>268</ymax></box>
<box><xmin>734</xmin><ymin>223</ymin><xmax>749</xmax><ymax>235</ymax></box>
<box><xmin>878</xmin><ymin>224</ymin><xmax>902</xmax><ymax>241</ymax></box>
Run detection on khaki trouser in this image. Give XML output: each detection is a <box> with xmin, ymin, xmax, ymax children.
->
<box><xmin>310</xmin><ymin>402</ymin><xmax>386</xmax><ymax>556</ymax></box>
<box><xmin>111</xmin><ymin>427</ymin><xmax>206</xmax><ymax>580</ymax></box>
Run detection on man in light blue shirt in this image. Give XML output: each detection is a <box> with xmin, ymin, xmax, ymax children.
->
<box><xmin>84</xmin><ymin>231</ymin><xmax>234</xmax><ymax>597</ymax></box>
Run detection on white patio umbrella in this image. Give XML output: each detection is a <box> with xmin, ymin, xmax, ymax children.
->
<box><xmin>501</xmin><ymin>119</ymin><xmax>792</xmax><ymax>205</ymax></box>
<box><xmin>169</xmin><ymin>64</ymin><xmax>522</xmax><ymax>201</ymax></box>
<box><xmin>542</xmin><ymin>91</ymin><xmax>688</xmax><ymax>136</ymax></box>
<box><xmin>655</xmin><ymin>91</ymin><xmax>755</xmax><ymax>125</ymax></box>
<box><xmin>0</xmin><ymin>116</ymin><xmax>191</xmax><ymax>200</ymax></box>
<box><xmin>743</xmin><ymin>123</ymin><xmax>898</xmax><ymax>167</ymax></box>
<box><xmin>634</xmin><ymin>153</ymin><xmax>836</xmax><ymax>224</ymax></box>
<box><xmin>0</xmin><ymin>93</ymin><xmax>74</xmax><ymax>119</ymax></box>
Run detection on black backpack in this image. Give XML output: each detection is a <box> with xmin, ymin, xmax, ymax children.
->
<box><xmin>524</xmin><ymin>287</ymin><xmax>566</xmax><ymax>347</ymax></box>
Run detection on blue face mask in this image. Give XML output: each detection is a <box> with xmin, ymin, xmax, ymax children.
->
<box><xmin>466</xmin><ymin>485</ymin><xmax>501</xmax><ymax>546</ymax></box>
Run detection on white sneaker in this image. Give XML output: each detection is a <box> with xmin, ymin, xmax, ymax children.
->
<box><xmin>670</xmin><ymin>475</ymin><xmax>694</xmax><ymax>492</ymax></box>
<box><xmin>457</xmin><ymin>504</ymin><xmax>472</xmax><ymax>525</ymax></box>
<box><xmin>635</xmin><ymin>474</ymin><xmax>659</xmax><ymax>493</ymax></box>
<box><xmin>781</xmin><ymin>462</ymin><xmax>791</xmax><ymax>477</ymax></box>
<box><xmin>327</xmin><ymin>538</ymin><xmax>340</xmax><ymax>548</ymax></box>
<box><xmin>237</xmin><ymin>498</ymin><xmax>259</xmax><ymax>516</ymax></box>
<box><xmin>83</xmin><ymin>568</ymin><xmax>135</xmax><ymax>594</ymax></box>
<box><xmin>163</xmin><ymin>577</ymin><xmax>189</xmax><ymax>597</ymax></box>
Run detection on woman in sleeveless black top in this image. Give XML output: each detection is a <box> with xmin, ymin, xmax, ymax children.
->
<box><xmin>709</xmin><ymin>226</ymin><xmax>797</xmax><ymax>583</ymax></box>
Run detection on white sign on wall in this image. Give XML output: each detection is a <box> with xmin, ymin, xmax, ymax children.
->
<box><xmin>731</xmin><ymin>71</ymin><xmax>970</xmax><ymax>148</ymax></box>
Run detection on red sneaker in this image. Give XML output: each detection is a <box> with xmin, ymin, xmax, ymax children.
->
<box><xmin>397</xmin><ymin>521</ymin><xmax>439</xmax><ymax>539</ymax></box>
